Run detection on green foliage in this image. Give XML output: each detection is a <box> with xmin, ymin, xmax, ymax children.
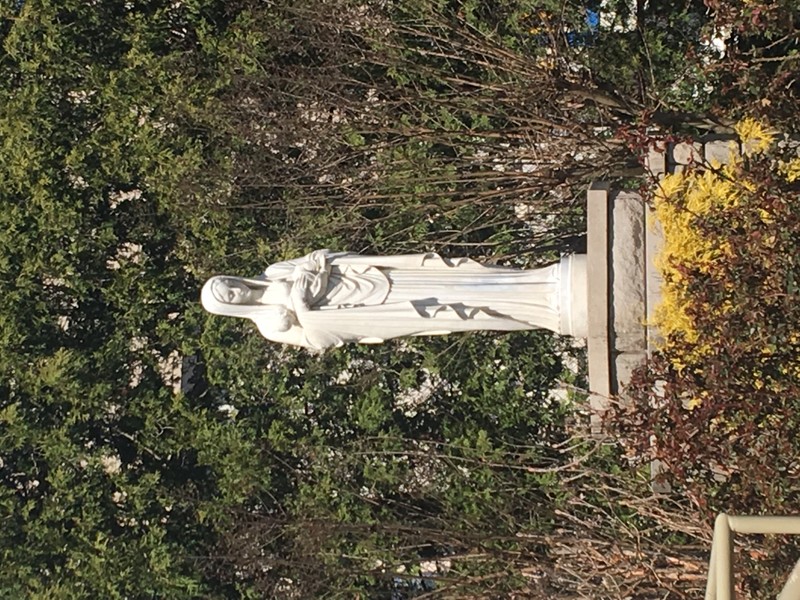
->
<box><xmin>0</xmin><ymin>0</ymin><xmax>269</xmax><ymax>596</ymax></box>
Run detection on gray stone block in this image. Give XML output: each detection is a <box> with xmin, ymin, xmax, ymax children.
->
<box><xmin>586</xmin><ymin>183</ymin><xmax>612</xmax><ymax>436</ymax></box>
<box><xmin>614</xmin><ymin>351</ymin><xmax>647</xmax><ymax>396</ymax></box>
<box><xmin>610</xmin><ymin>192</ymin><xmax>647</xmax><ymax>355</ymax></box>
<box><xmin>646</xmin><ymin>148</ymin><xmax>666</xmax><ymax>178</ymax></box>
<box><xmin>704</xmin><ymin>139</ymin><xmax>739</xmax><ymax>166</ymax></box>
<box><xmin>670</xmin><ymin>141</ymin><xmax>703</xmax><ymax>166</ymax></box>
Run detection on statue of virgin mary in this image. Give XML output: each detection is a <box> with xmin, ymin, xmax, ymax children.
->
<box><xmin>201</xmin><ymin>250</ymin><xmax>586</xmax><ymax>350</ymax></box>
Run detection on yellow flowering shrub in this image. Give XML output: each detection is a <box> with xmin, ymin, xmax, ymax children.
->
<box><xmin>651</xmin><ymin>119</ymin><xmax>799</xmax><ymax>373</ymax></box>
<box><xmin>615</xmin><ymin>118</ymin><xmax>800</xmax><ymax>513</ymax></box>
<box><xmin>652</xmin><ymin>163</ymin><xmax>746</xmax><ymax>363</ymax></box>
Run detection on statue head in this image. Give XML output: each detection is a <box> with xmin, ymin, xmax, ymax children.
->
<box><xmin>201</xmin><ymin>276</ymin><xmax>294</xmax><ymax>332</ymax></box>
<box><xmin>210</xmin><ymin>277</ymin><xmax>256</xmax><ymax>304</ymax></box>
<box><xmin>201</xmin><ymin>276</ymin><xmax>260</xmax><ymax>317</ymax></box>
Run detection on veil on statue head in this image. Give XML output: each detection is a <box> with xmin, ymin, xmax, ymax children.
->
<box><xmin>201</xmin><ymin>276</ymin><xmax>272</xmax><ymax>317</ymax></box>
<box><xmin>201</xmin><ymin>276</ymin><xmax>294</xmax><ymax>332</ymax></box>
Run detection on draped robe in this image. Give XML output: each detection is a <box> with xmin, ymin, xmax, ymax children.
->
<box><xmin>201</xmin><ymin>250</ymin><xmax>561</xmax><ymax>350</ymax></box>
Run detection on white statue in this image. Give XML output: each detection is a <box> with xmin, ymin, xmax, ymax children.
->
<box><xmin>201</xmin><ymin>250</ymin><xmax>587</xmax><ymax>350</ymax></box>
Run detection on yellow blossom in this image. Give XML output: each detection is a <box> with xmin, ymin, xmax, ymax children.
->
<box><xmin>734</xmin><ymin>117</ymin><xmax>775</xmax><ymax>154</ymax></box>
<box><xmin>685</xmin><ymin>390</ymin><xmax>709</xmax><ymax>411</ymax></box>
<box><xmin>654</xmin><ymin>173</ymin><xmax>686</xmax><ymax>203</ymax></box>
<box><xmin>779</xmin><ymin>157</ymin><xmax>800</xmax><ymax>183</ymax></box>
<box><xmin>686</xmin><ymin>396</ymin><xmax>703</xmax><ymax>410</ymax></box>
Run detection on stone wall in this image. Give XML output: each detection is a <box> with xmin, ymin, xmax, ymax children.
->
<box><xmin>646</xmin><ymin>135</ymin><xmax>742</xmax><ymax>178</ymax></box>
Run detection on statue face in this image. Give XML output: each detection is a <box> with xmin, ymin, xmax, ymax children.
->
<box><xmin>211</xmin><ymin>278</ymin><xmax>254</xmax><ymax>305</ymax></box>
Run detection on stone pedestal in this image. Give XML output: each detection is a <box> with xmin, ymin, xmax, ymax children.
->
<box><xmin>585</xmin><ymin>183</ymin><xmax>663</xmax><ymax>435</ymax></box>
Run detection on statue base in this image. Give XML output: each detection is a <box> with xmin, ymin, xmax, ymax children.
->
<box><xmin>559</xmin><ymin>254</ymin><xmax>588</xmax><ymax>338</ymax></box>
